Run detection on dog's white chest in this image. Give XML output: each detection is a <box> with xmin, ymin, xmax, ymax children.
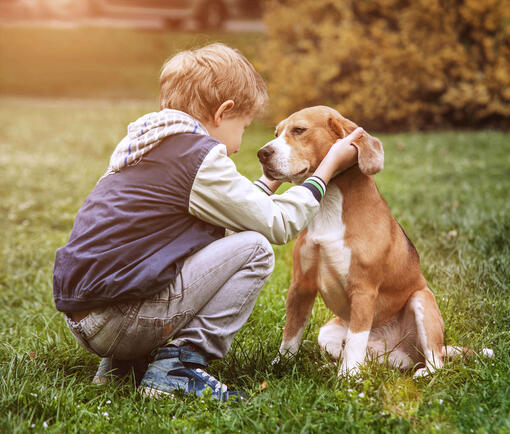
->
<box><xmin>299</xmin><ymin>184</ymin><xmax>351</xmax><ymax>317</ymax></box>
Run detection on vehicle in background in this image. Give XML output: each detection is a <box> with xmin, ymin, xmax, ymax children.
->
<box><xmin>0</xmin><ymin>0</ymin><xmax>264</xmax><ymax>29</ymax></box>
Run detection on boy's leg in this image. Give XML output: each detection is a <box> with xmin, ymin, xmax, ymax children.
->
<box><xmin>137</xmin><ymin>231</ymin><xmax>274</xmax><ymax>399</ymax></box>
<box><xmin>81</xmin><ymin>230</ymin><xmax>273</xmax><ymax>361</ymax></box>
<box><xmin>167</xmin><ymin>230</ymin><xmax>274</xmax><ymax>359</ymax></box>
<box><xmin>70</xmin><ymin>230</ymin><xmax>273</xmax><ymax>390</ymax></box>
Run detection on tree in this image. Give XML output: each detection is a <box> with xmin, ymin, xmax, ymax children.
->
<box><xmin>263</xmin><ymin>0</ymin><xmax>510</xmax><ymax>130</ymax></box>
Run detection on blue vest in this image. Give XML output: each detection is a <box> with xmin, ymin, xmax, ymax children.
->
<box><xmin>53</xmin><ymin>133</ymin><xmax>224</xmax><ymax>312</ymax></box>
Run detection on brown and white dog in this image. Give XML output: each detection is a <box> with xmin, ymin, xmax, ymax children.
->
<box><xmin>258</xmin><ymin>106</ymin><xmax>493</xmax><ymax>377</ymax></box>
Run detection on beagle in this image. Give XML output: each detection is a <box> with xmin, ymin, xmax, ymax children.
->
<box><xmin>259</xmin><ymin>106</ymin><xmax>493</xmax><ymax>377</ymax></box>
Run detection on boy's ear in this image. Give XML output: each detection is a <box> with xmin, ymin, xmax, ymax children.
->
<box><xmin>214</xmin><ymin>100</ymin><xmax>235</xmax><ymax>125</ymax></box>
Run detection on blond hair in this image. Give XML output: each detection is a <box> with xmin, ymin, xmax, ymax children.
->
<box><xmin>160</xmin><ymin>43</ymin><xmax>268</xmax><ymax>123</ymax></box>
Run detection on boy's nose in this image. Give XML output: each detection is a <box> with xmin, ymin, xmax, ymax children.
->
<box><xmin>258</xmin><ymin>146</ymin><xmax>275</xmax><ymax>163</ymax></box>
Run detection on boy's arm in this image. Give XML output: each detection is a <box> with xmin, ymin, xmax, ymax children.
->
<box><xmin>189</xmin><ymin>144</ymin><xmax>319</xmax><ymax>245</ymax></box>
<box><xmin>189</xmin><ymin>129</ymin><xmax>362</xmax><ymax>245</ymax></box>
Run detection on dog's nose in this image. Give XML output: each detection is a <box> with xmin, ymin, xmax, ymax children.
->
<box><xmin>258</xmin><ymin>146</ymin><xmax>274</xmax><ymax>163</ymax></box>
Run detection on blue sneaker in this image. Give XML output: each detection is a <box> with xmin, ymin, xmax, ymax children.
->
<box><xmin>138</xmin><ymin>345</ymin><xmax>244</xmax><ymax>402</ymax></box>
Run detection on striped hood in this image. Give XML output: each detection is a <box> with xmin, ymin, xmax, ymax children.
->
<box><xmin>102</xmin><ymin>109</ymin><xmax>208</xmax><ymax>178</ymax></box>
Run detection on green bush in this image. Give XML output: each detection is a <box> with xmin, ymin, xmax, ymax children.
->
<box><xmin>263</xmin><ymin>0</ymin><xmax>510</xmax><ymax>130</ymax></box>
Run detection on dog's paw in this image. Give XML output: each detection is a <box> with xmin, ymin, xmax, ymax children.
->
<box><xmin>413</xmin><ymin>367</ymin><xmax>431</xmax><ymax>378</ymax></box>
<box><xmin>319</xmin><ymin>341</ymin><xmax>343</xmax><ymax>360</ymax></box>
<box><xmin>338</xmin><ymin>361</ymin><xmax>361</xmax><ymax>378</ymax></box>
<box><xmin>481</xmin><ymin>348</ymin><xmax>494</xmax><ymax>358</ymax></box>
<box><xmin>271</xmin><ymin>354</ymin><xmax>282</xmax><ymax>366</ymax></box>
<box><xmin>271</xmin><ymin>351</ymin><xmax>294</xmax><ymax>366</ymax></box>
<box><xmin>318</xmin><ymin>322</ymin><xmax>346</xmax><ymax>361</ymax></box>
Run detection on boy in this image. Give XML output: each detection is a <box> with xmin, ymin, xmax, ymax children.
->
<box><xmin>53</xmin><ymin>43</ymin><xmax>362</xmax><ymax>400</ymax></box>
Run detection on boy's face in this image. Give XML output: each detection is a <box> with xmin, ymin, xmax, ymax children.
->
<box><xmin>208</xmin><ymin>115</ymin><xmax>253</xmax><ymax>156</ymax></box>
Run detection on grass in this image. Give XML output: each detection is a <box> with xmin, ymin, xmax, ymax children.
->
<box><xmin>1</xmin><ymin>25</ymin><xmax>509</xmax><ymax>433</ymax></box>
<box><xmin>0</xmin><ymin>96</ymin><xmax>509</xmax><ymax>433</ymax></box>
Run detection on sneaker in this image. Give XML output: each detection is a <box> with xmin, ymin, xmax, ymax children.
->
<box><xmin>138</xmin><ymin>345</ymin><xmax>244</xmax><ymax>402</ymax></box>
<box><xmin>93</xmin><ymin>357</ymin><xmax>149</xmax><ymax>385</ymax></box>
<box><xmin>92</xmin><ymin>357</ymin><xmax>112</xmax><ymax>384</ymax></box>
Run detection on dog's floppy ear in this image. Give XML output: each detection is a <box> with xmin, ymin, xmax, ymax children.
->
<box><xmin>328</xmin><ymin>115</ymin><xmax>384</xmax><ymax>175</ymax></box>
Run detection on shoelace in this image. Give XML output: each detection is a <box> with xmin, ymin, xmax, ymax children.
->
<box><xmin>195</xmin><ymin>368</ymin><xmax>228</xmax><ymax>393</ymax></box>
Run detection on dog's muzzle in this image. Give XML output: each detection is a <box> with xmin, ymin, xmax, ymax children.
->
<box><xmin>257</xmin><ymin>146</ymin><xmax>274</xmax><ymax>164</ymax></box>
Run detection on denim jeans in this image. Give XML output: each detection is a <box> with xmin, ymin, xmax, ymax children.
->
<box><xmin>65</xmin><ymin>231</ymin><xmax>274</xmax><ymax>360</ymax></box>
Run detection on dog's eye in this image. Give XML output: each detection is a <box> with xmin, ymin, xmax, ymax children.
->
<box><xmin>291</xmin><ymin>127</ymin><xmax>307</xmax><ymax>135</ymax></box>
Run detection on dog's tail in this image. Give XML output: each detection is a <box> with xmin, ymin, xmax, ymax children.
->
<box><xmin>442</xmin><ymin>345</ymin><xmax>494</xmax><ymax>360</ymax></box>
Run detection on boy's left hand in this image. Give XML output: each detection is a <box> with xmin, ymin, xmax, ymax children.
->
<box><xmin>260</xmin><ymin>174</ymin><xmax>283</xmax><ymax>193</ymax></box>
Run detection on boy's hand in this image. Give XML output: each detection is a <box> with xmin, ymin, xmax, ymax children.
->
<box><xmin>327</xmin><ymin>127</ymin><xmax>364</xmax><ymax>169</ymax></box>
<box><xmin>313</xmin><ymin>128</ymin><xmax>363</xmax><ymax>184</ymax></box>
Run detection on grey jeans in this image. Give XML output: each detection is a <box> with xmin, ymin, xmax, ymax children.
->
<box><xmin>65</xmin><ymin>231</ymin><xmax>274</xmax><ymax>360</ymax></box>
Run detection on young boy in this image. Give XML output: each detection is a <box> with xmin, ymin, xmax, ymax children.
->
<box><xmin>53</xmin><ymin>43</ymin><xmax>362</xmax><ymax>400</ymax></box>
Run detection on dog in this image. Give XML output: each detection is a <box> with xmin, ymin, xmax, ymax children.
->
<box><xmin>258</xmin><ymin>106</ymin><xmax>493</xmax><ymax>377</ymax></box>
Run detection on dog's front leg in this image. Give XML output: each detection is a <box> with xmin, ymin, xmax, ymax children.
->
<box><xmin>273</xmin><ymin>281</ymin><xmax>317</xmax><ymax>364</ymax></box>
<box><xmin>339</xmin><ymin>287</ymin><xmax>377</xmax><ymax>376</ymax></box>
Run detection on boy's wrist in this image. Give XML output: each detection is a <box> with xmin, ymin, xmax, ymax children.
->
<box><xmin>331</xmin><ymin>144</ymin><xmax>358</xmax><ymax>172</ymax></box>
<box><xmin>259</xmin><ymin>174</ymin><xmax>283</xmax><ymax>193</ymax></box>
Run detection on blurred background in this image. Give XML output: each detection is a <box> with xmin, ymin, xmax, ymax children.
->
<box><xmin>0</xmin><ymin>0</ymin><xmax>264</xmax><ymax>29</ymax></box>
<box><xmin>0</xmin><ymin>0</ymin><xmax>265</xmax><ymax>106</ymax></box>
<box><xmin>1</xmin><ymin>0</ymin><xmax>509</xmax><ymax>131</ymax></box>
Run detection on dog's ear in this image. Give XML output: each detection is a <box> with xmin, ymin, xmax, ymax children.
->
<box><xmin>328</xmin><ymin>115</ymin><xmax>384</xmax><ymax>175</ymax></box>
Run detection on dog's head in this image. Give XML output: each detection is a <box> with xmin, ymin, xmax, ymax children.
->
<box><xmin>258</xmin><ymin>106</ymin><xmax>383</xmax><ymax>183</ymax></box>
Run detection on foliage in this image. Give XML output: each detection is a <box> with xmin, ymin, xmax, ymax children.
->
<box><xmin>263</xmin><ymin>0</ymin><xmax>510</xmax><ymax>130</ymax></box>
<box><xmin>1</xmin><ymin>97</ymin><xmax>509</xmax><ymax>432</ymax></box>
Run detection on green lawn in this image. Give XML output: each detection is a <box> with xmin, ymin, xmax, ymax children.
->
<box><xmin>0</xmin><ymin>96</ymin><xmax>509</xmax><ymax>432</ymax></box>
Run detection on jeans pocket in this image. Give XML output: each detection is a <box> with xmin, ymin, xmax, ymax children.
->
<box><xmin>138</xmin><ymin>316</ymin><xmax>173</xmax><ymax>348</ymax></box>
<box><xmin>65</xmin><ymin>314</ymin><xmax>99</xmax><ymax>355</ymax></box>
<box><xmin>135</xmin><ymin>311</ymin><xmax>194</xmax><ymax>352</ymax></box>
<box><xmin>80</xmin><ymin>306</ymin><xmax>117</xmax><ymax>340</ymax></box>
<box><xmin>85</xmin><ymin>302</ymin><xmax>139</xmax><ymax>358</ymax></box>
<box><xmin>107</xmin><ymin>316</ymin><xmax>167</xmax><ymax>360</ymax></box>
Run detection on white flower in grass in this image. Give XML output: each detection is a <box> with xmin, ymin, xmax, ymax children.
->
<box><xmin>106</xmin><ymin>399</ymin><xmax>112</xmax><ymax>404</ymax></box>
<box><xmin>438</xmin><ymin>399</ymin><xmax>443</xmax><ymax>404</ymax></box>
<box><xmin>102</xmin><ymin>411</ymin><xmax>109</xmax><ymax>418</ymax></box>
<box><xmin>42</xmin><ymin>421</ymin><xmax>48</xmax><ymax>428</ymax></box>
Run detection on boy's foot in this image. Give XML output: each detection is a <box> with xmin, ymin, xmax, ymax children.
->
<box><xmin>138</xmin><ymin>345</ymin><xmax>244</xmax><ymax>402</ymax></box>
<box><xmin>92</xmin><ymin>357</ymin><xmax>113</xmax><ymax>384</ymax></box>
<box><xmin>93</xmin><ymin>357</ymin><xmax>149</xmax><ymax>385</ymax></box>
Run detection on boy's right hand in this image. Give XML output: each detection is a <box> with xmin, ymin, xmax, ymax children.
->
<box><xmin>313</xmin><ymin>127</ymin><xmax>363</xmax><ymax>184</ymax></box>
<box><xmin>327</xmin><ymin>127</ymin><xmax>364</xmax><ymax>169</ymax></box>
